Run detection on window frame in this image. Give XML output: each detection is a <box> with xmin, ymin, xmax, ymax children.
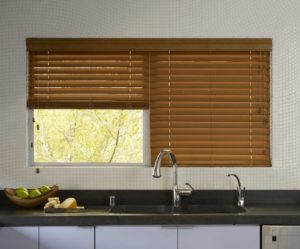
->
<box><xmin>27</xmin><ymin>109</ymin><xmax>150</xmax><ymax>167</ymax></box>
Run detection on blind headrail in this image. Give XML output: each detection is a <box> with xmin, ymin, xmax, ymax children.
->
<box><xmin>26</xmin><ymin>38</ymin><xmax>272</xmax><ymax>52</ymax></box>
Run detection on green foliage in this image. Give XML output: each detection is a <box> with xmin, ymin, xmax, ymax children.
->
<box><xmin>34</xmin><ymin>109</ymin><xmax>143</xmax><ymax>164</ymax></box>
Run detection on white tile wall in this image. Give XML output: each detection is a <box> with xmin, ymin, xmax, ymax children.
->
<box><xmin>1</xmin><ymin>0</ymin><xmax>300</xmax><ymax>189</ymax></box>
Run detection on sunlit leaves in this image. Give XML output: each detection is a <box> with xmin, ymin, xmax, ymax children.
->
<box><xmin>34</xmin><ymin>109</ymin><xmax>143</xmax><ymax>164</ymax></box>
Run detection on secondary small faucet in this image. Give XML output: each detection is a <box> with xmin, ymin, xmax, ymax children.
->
<box><xmin>227</xmin><ymin>173</ymin><xmax>245</xmax><ymax>207</ymax></box>
<box><xmin>152</xmin><ymin>149</ymin><xmax>194</xmax><ymax>207</ymax></box>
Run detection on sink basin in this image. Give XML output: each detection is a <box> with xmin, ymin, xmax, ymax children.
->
<box><xmin>177</xmin><ymin>204</ymin><xmax>245</xmax><ymax>214</ymax></box>
<box><xmin>110</xmin><ymin>204</ymin><xmax>245</xmax><ymax>214</ymax></box>
<box><xmin>110</xmin><ymin>205</ymin><xmax>172</xmax><ymax>214</ymax></box>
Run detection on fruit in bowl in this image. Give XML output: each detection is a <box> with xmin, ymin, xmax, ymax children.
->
<box><xmin>16</xmin><ymin>187</ymin><xmax>29</xmax><ymax>198</ymax></box>
<box><xmin>4</xmin><ymin>185</ymin><xmax>59</xmax><ymax>208</ymax></box>
<box><xmin>39</xmin><ymin>185</ymin><xmax>51</xmax><ymax>194</ymax></box>
<box><xmin>14</xmin><ymin>186</ymin><xmax>51</xmax><ymax>199</ymax></box>
<box><xmin>29</xmin><ymin>189</ymin><xmax>42</xmax><ymax>198</ymax></box>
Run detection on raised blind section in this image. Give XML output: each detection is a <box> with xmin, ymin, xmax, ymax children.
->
<box><xmin>150</xmin><ymin>51</ymin><xmax>270</xmax><ymax>166</ymax></box>
<box><xmin>28</xmin><ymin>51</ymin><xmax>149</xmax><ymax>109</ymax></box>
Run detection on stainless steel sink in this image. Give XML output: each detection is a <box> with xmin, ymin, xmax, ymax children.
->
<box><xmin>109</xmin><ymin>204</ymin><xmax>245</xmax><ymax>214</ymax></box>
<box><xmin>110</xmin><ymin>205</ymin><xmax>172</xmax><ymax>214</ymax></box>
<box><xmin>177</xmin><ymin>204</ymin><xmax>246</xmax><ymax>214</ymax></box>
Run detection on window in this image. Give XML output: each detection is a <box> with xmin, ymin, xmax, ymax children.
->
<box><xmin>27</xmin><ymin>42</ymin><xmax>149</xmax><ymax>166</ymax></box>
<box><xmin>27</xmin><ymin>38</ymin><xmax>271</xmax><ymax>167</ymax></box>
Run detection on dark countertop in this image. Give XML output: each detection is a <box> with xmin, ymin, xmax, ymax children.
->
<box><xmin>1</xmin><ymin>205</ymin><xmax>300</xmax><ymax>226</ymax></box>
<box><xmin>2</xmin><ymin>190</ymin><xmax>300</xmax><ymax>226</ymax></box>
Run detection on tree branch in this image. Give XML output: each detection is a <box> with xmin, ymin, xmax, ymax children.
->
<box><xmin>108</xmin><ymin>110</ymin><xmax>124</xmax><ymax>162</ymax></box>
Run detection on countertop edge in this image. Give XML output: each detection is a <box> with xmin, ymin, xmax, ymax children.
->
<box><xmin>1</xmin><ymin>206</ymin><xmax>300</xmax><ymax>226</ymax></box>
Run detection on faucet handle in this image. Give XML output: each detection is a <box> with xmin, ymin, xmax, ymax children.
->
<box><xmin>177</xmin><ymin>182</ymin><xmax>194</xmax><ymax>196</ymax></box>
<box><xmin>185</xmin><ymin>182</ymin><xmax>195</xmax><ymax>192</ymax></box>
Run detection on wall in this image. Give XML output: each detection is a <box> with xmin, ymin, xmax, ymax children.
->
<box><xmin>1</xmin><ymin>0</ymin><xmax>300</xmax><ymax>190</ymax></box>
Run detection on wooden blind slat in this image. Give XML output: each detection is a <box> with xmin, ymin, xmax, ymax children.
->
<box><xmin>151</xmin><ymin>115</ymin><xmax>267</xmax><ymax>122</ymax></box>
<box><xmin>32</xmin><ymin>87</ymin><xmax>146</xmax><ymax>94</ymax></box>
<box><xmin>151</xmin><ymin>141</ymin><xmax>268</xmax><ymax>148</ymax></box>
<box><xmin>151</xmin><ymin>128</ymin><xmax>269</xmax><ymax>135</ymax></box>
<box><xmin>31</xmin><ymin>81</ymin><xmax>146</xmax><ymax>88</ymax></box>
<box><xmin>150</xmin><ymin>82</ymin><xmax>268</xmax><ymax>88</ymax></box>
<box><xmin>32</xmin><ymin>68</ymin><xmax>147</xmax><ymax>74</ymax></box>
<box><xmin>151</xmin><ymin>148</ymin><xmax>267</xmax><ymax>154</ymax></box>
<box><xmin>151</xmin><ymin>89</ymin><xmax>268</xmax><ymax>95</ymax></box>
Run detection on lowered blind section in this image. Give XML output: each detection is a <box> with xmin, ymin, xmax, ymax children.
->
<box><xmin>150</xmin><ymin>51</ymin><xmax>270</xmax><ymax>166</ymax></box>
<box><xmin>28</xmin><ymin>51</ymin><xmax>149</xmax><ymax>109</ymax></box>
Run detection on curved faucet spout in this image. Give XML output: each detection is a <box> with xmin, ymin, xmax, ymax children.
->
<box><xmin>152</xmin><ymin>149</ymin><xmax>176</xmax><ymax>178</ymax></box>
<box><xmin>227</xmin><ymin>173</ymin><xmax>245</xmax><ymax>207</ymax></box>
<box><xmin>227</xmin><ymin>174</ymin><xmax>242</xmax><ymax>196</ymax></box>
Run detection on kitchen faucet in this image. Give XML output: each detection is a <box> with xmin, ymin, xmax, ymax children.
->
<box><xmin>227</xmin><ymin>174</ymin><xmax>245</xmax><ymax>207</ymax></box>
<box><xmin>152</xmin><ymin>149</ymin><xmax>194</xmax><ymax>207</ymax></box>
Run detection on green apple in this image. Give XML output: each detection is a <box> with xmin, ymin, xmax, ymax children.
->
<box><xmin>16</xmin><ymin>187</ymin><xmax>29</xmax><ymax>198</ymax></box>
<box><xmin>29</xmin><ymin>189</ymin><xmax>42</xmax><ymax>198</ymax></box>
<box><xmin>16</xmin><ymin>187</ymin><xmax>27</xmax><ymax>193</ymax></box>
<box><xmin>39</xmin><ymin>185</ymin><xmax>51</xmax><ymax>194</ymax></box>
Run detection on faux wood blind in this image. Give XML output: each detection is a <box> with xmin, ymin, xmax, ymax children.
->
<box><xmin>27</xmin><ymin>49</ymin><xmax>149</xmax><ymax>109</ymax></box>
<box><xmin>150</xmin><ymin>49</ymin><xmax>271</xmax><ymax>167</ymax></box>
<box><xmin>27</xmin><ymin>38</ymin><xmax>271</xmax><ymax>167</ymax></box>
